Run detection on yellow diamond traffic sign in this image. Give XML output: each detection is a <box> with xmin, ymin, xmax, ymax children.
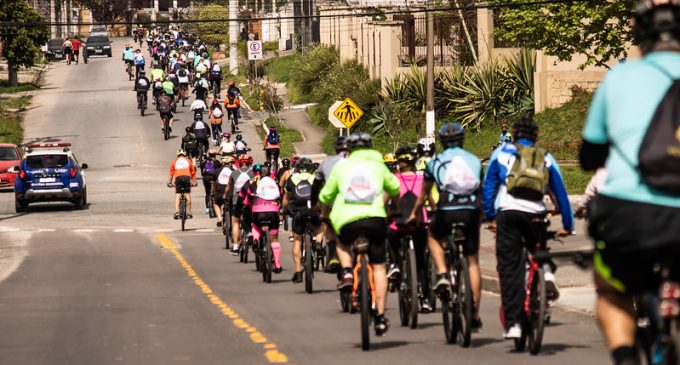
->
<box><xmin>332</xmin><ymin>98</ymin><xmax>364</xmax><ymax>129</ymax></box>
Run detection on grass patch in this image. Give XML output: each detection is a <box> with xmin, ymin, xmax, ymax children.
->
<box><xmin>257</xmin><ymin>117</ymin><xmax>303</xmax><ymax>158</ymax></box>
<box><xmin>263</xmin><ymin>41</ymin><xmax>279</xmax><ymax>52</ymax></box>
<box><xmin>0</xmin><ymin>81</ymin><xmax>39</xmax><ymax>94</ymax></box>
<box><xmin>562</xmin><ymin>166</ymin><xmax>593</xmax><ymax>195</ymax></box>
<box><xmin>263</xmin><ymin>54</ymin><xmax>299</xmax><ymax>83</ymax></box>
<box><xmin>0</xmin><ymin>96</ymin><xmax>31</xmax><ymax>145</ymax></box>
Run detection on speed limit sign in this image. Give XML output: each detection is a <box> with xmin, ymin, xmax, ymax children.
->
<box><xmin>247</xmin><ymin>40</ymin><xmax>262</xmax><ymax>61</ymax></box>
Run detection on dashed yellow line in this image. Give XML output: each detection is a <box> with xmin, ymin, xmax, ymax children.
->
<box><xmin>156</xmin><ymin>233</ymin><xmax>289</xmax><ymax>364</ymax></box>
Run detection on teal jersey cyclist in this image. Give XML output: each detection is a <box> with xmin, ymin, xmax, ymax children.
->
<box><xmin>319</xmin><ymin>132</ymin><xmax>400</xmax><ymax>337</ymax></box>
<box><xmin>580</xmin><ymin>2</ymin><xmax>680</xmax><ymax>365</ymax></box>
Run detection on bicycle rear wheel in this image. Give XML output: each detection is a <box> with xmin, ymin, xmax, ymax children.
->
<box><xmin>529</xmin><ymin>267</ymin><xmax>547</xmax><ymax>355</ymax></box>
<box><xmin>163</xmin><ymin>119</ymin><xmax>170</xmax><ymax>141</ymax></box>
<box><xmin>360</xmin><ymin>256</ymin><xmax>371</xmax><ymax>351</ymax></box>
<box><xmin>264</xmin><ymin>232</ymin><xmax>273</xmax><ymax>283</ymax></box>
<box><xmin>457</xmin><ymin>258</ymin><xmax>473</xmax><ymax>347</ymax></box>
<box><xmin>340</xmin><ymin>287</ymin><xmax>351</xmax><ymax>313</ymax></box>
<box><xmin>223</xmin><ymin>211</ymin><xmax>231</xmax><ymax>250</ymax></box>
<box><xmin>304</xmin><ymin>233</ymin><xmax>314</xmax><ymax>293</ymax></box>
<box><xmin>180</xmin><ymin>197</ymin><xmax>186</xmax><ymax>232</ymax></box>
<box><xmin>407</xmin><ymin>246</ymin><xmax>419</xmax><ymax>329</ymax></box>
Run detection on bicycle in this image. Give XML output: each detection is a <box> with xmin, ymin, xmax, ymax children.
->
<box><xmin>167</xmin><ymin>183</ymin><xmax>188</xmax><ymax>231</ymax></box>
<box><xmin>227</xmin><ymin>110</ymin><xmax>238</xmax><ymax>134</ymax></box>
<box><xmin>127</xmin><ymin>62</ymin><xmax>134</xmax><ymax>81</ymax></box>
<box><xmin>162</xmin><ymin>115</ymin><xmax>171</xmax><ymax>141</ymax></box>
<box><xmin>397</xmin><ymin>227</ymin><xmax>420</xmax><ymax>329</ymax></box>
<box><xmin>300</xmin><ymin>212</ymin><xmax>319</xmax><ymax>294</ymax></box>
<box><xmin>136</xmin><ymin>92</ymin><xmax>148</xmax><ymax>116</ymax></box>
<box><xmin>208</xmin><ymin>194</ymin><xmax>216</xmax><ymax>219</ymax></box>
<box><xmin>239</xmin><ymin>224</ymin><xmax>251</xmax><ymax>265</ymax></box>
<box><xmin>256</xmin><ymin>220</ymin><xmax>275</xmax><ymax>284</ymax></box>
<box><xmin>221</xmin><ymin>202</ymin><xmax>231</xmax><ymax>250</ymax></box>
<box><xmin>439</xmin><ymin>222</ymin><xmax>473</xmax><ymax>347</ymax></box>
<box><xmin>347</xmin><ymin>232</ymin><xmax>377</xmax><ymax>351</ymax></box>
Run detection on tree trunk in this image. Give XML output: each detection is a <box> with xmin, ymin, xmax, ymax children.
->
<box><xmin>453</xmin><ymin>0</ymin><xmax>478</xmax><ymax>65</ymax></box>
<box><xmin>8</xmin><ymin>62</ymin><xmax>19</xmax><ymax>87</ymax></box>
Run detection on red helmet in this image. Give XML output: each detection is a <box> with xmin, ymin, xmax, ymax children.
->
<box><xmin>238</xmin><ymin>154</ymin><xmax>253</xmax><ymax>165</ymax></box>
<box><xmin>290</xmin><ymin>155</ymin><xmax>300</xmax><ymax>166</ymax></box>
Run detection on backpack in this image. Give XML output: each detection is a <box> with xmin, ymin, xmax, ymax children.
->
<box><xmin>212</xmin><ymin>107</ymin><xmax>223</xmax><ymax>118</ymax></box>
<box><xmin>217</xmin><ymin>167</ymin><xmax>232</xmax><ymax>185</ymax></box>
<box><xmin>440</xmin><ymin>156</ymin><xmax>480</xmax><ymax>195</ymax></box>
<box><xmin>506</xmin><ymin>144</ymin><xmax>549</xmax><ymax>201</ymax></box>
<box><xmin>203</xmin><ymin>160</ymin><xmax>215</xmax><ymax>176</ymax></box>
<box><xmin>255</xmin><ymin>176</ymin><xmax>281</xmax><ymax>200</ymax></box>
<box><xmin>343</xmin><ymin>167</ymin><xmax>379</xmax><ymax>204</ymax></box>
<box><xmin>635</xmin><ymin>63</ymin><xmax>680</xmax><ymax>195</ymax></box>
<box><xmin>397</xmin><ymin>174</ymin><xmax>420</xmax><ymax>225</ymax></box>
<box><xmin>183</xmin><ymin>134</ymin><xmax>197</xmax><ymax>150</ymax></box>
<box><xmin>159</xmin><ymin>97</ymin><xmax>171</xmax><ymax>113</ymax></box>
<box><xmin>210</xmin><ymin>64</ymin><xmax>221</xmax><ymax>77</ymax></box>
<box><xmin>291</xmin><ymin>174</ymin><xmax>313</xmax><ymax>201</ymax></box>
<box><xmin>234</xmin><ymin>171</ymin><xmax>250</xmax><ymax>193</ymax></box>
<box><xmin>267</xmin><ymin>132</ymin><xmax>280</xmax><ymax>144</ymax></box>
<box><xmin>226</xmin><ymin>95</ymin><xmax>238</xmax><ymax>108</ymax></box>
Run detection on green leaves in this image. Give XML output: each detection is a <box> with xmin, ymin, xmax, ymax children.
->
<box><xmin>1</xmin><ymin>0</ymin><xmax>49</xmax><ymax>85</ymax></box>
<box><xmin>490</xmin><ymin>0</ymin><xmax>636</xmax><ymax>69</ymax></box>
<box><xmin>197</xmin><ymin>5</ymin><xmax>229</xmax><ymax>47</ymax></box>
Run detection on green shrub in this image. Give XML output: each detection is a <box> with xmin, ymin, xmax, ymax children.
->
<box><xmin>197</xmin><ymin>5</ymin><xmax>229</xmax><ymax>47</ymax></box>
<box><xmin>288</xmin><ymin>45</ymin><xmax>339</xmax><ymax>103</ymax></box>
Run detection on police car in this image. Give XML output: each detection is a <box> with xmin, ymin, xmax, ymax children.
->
<box><xmin>14</xmin><ymin>143</ymin><xmax>88</xmax><ymax>212</ymax></box>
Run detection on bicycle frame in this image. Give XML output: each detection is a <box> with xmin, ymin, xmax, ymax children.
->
<box><xmin>351</xmin><ymin>242</ymin><xmax>377</xmax><ymax>311</ymax></box>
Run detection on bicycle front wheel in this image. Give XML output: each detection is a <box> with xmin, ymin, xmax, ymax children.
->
<box><xmin>360</xmin><ymin>255</ymin><xmax>371</xmax><ymax>351</ymax></box>
<box><xmin>223</xmin><ymin>212</ymin><xmax>231</xmax><ymax>250</ymax></box>
<box><xmin>528</xmin><ymin>267</ymin><xmax>547</xmax><ymax>355</ymax></box>
<box><xmin>304</xmin><ymin>233</ymin><xmax>314</xmax><ymax>293</ymax></box>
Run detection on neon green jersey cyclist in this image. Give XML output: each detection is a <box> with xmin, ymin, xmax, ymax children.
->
<box><xmin>318</xmin><ymin>131</ymin><xmax>400</xmax><ymax>337</ymax></box>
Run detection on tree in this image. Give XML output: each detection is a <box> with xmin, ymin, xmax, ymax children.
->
<box><xmin>490</xmin><ymin>0</ymin><xmax>636</xmax><ymax>69</ymax></box>
<box><xmin>74</xmin><ymin>0</ymin><xmax>133</xmax><ymax>25</ymax></box>
<box><xmin>0</xmin><ymin>0</ymin><xmax>49</xmax><ymax>86</ymax></box>
<box><xmin>197</xmin><ymin>5</ymin><xmax>229</xmax><ymax>48</ymax></box>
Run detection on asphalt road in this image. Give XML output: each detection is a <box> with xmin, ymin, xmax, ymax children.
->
<box><xmin>0</xmin><ymin>39</ymin><xmax>610</xmax><ymax>365</ymax></box>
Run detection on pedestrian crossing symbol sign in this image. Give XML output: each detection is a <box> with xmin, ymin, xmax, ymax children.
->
<box><xmin>333</xmin><ymin>98</ymin><xmax>364</xmax><ymax>129</ymax></box>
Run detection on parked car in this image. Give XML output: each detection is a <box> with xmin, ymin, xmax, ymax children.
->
<box><xmin>89</xmin><ymin>27</ymin><xmax>108</xmax><ymax>37</ymax></box>
<box><xmin>0</xmin><ymin>144</ymin><xmax>21</xmax><ymax>190</ymax></box>
<box><xmin>14</xmin><ymin>143</ymin><xmax>88</xmax><ymax>212</ymax></box>
<box><xmin>85</xmin><ymin>36</ymin><xmax>112</xmax><ymax>58</ymax></box>
<box><xmin>44</xmin><ymin>39</ymin><xmax>65</xmax><ymax>60</ymax></box>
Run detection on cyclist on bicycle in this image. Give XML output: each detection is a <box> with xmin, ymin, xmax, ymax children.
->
<box><xmin>581</xmin><ymin>2</ymin><xmax>680</xmax><ymax>364</ymax></box>
<box><xmin>409</xmin><ymin>123</ymin><xmax>483</xmax><ymax>327</ymax></box>
<box><xmin>218</xmin><ymin>132</ymin><xmax>236</xmax><ymax>156</ymax></box>
<box><xmin>319</xmin><ymin>132</ymin><xmax>400</xmax><ymax>336</ymax></box>
<box><xmin>151</xmin><ymin>67</ymin><xmax>165</xmax><ymax>85</ymax></box>
<box><xmin>227</xmin><ymin>154</ymin><xmax>255</xmax><ymax>255</ymax></box>
<box><xmin>227</xmin><ymin>80</ymin><xmax>242</xmax><ymax>118</ymax></box>
<box><xmin>209</xmin><ymin>63</ymin><xmax>222</xmax><ymax>98</ymax></box>
<box><xmin>157</xmin><ymin>91</ymin><xmax>174</xmax><ymax>132</ymax></box>
<box><xmin>200</xmin><ymin>150</ymin><xmax>219</xmax><ymax>215</ymax></box>
<box><xmin>209</xmin><ymin>99</ymin><xmax>224</xmax><ymax>143</ymax></box>
<box><xmin>191</xmin><ymin>115</ymin><xmax>210</xmax><ymax>157</ymax></box>
<box><xmin>193</xmin><ymin>74</ymin><xmax>209</xmax><ymax>102</ymax></box>
<box><xmin>133</xmin><ymin>49</ymin><xmax>145</xmax><ymax>79</ymax></box>
<box><xmin>133</xmin><ymin>70</ymin><xmax>150</xmax><ymax>109</ymax></box>
<box><xmin>224</xmin><ymin>93</ymin><xmax>240</xmax><ymax>130</ymax></box>
<box><xmin>264</xmin><ymin>127</ymin><xmax>281</xmax><ymax>167</ymax></box>
<box><xmin>383</xmin><ymin>153</ymin><xmax>398</xmax><ymax>173</ymax></box>
<box><xmin>415</xmin><ymin>137</ymin><xmax>435</xmax><ymax>171</ymax></box>
<box><xmin>387</xmin><ymin>145</ymin><xmax>434</xmax><ymax>312</ymax></box>
<box><xmin>482</xmin><ymin>117</ymin><xmax>573</xmax><ymax>339</ymax></box>
<box><xmin>212</xmin><ymin>156</ymin><xmax>235</xmax><ymax>227</ymax></box>
<box><xmin>181</xmin><ymin>127</ymin><xmax>199</xmax><ymax>162</ymax></box>
<box><xmin>311</xmin><ymin>136</ymin><xmax>349</xmax><ymax>272</ymax></box>
<box><xmin>234</xmin><ymin>134</ymin><xmax>250</xmax><ymax>157</ymax></box>
<box><xmin>162</xmin><ymin>76</ymin><xmax>176</xmax><ymax>106</ymax></box>
<box><xmin>282</xmin><ymin>158</ymin><xmax>320</xmax><ymax>283</ymax></box>
<box><xmin>168</xmin><ymin>149</ymin><xmax>197</xmax><ymax>220</ymax></box>
<box><xmin>242</xmin><ymin>165</ymin><xmax>283</xmax><ymax>273</ymax></box>
<box><xmin>123</xmin><ymin>45</ymin><xmax>135</xmax><ymax>73</ymax></box>
<box><xmin>277</xmin><ymin>157</ymin><xmax>292</xmax><ymax>190</ymax></box>
<box><xmin>190</xmin><ymin>97</ymin><xmax>207</xmax><ymax>120</ymax></box>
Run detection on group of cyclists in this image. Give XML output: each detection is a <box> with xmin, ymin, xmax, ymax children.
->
<box><xmin>162</xmin><ymin>1</ymin><xmax>680</xmax><ymax>362</ymax></box>
<box><xmin>127</xmin><ymin>27</ymin><xmax>242</xmax><ymax>138</ymax></box>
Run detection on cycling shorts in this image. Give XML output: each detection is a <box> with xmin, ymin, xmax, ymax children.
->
<box><xmin>125</xmin><ymin>59</ymin><xmax>134</xmax><ymax>64</ymax></box>
<box><xmin>160</xmin><ymin>111</ymin><xmax>173</xmax><ymax>119</ymax></box>
<box><xmin>253</xmin><ymin>212</ymin><xmax>279</xmax><ymax>235</ymax></box>
<box><xmin>291</xmin><ymin>209</ymin><xmax>320</xmax><ymax>235</ymax></box>
<box><xmin>214</xmin><ymin>194</ymin><xmax>227</xmax><ymax>208</ymax></box>
<box><xmin>175</xmin><ymin>176</ymin><xmax>191</xmax><ymax>194</ymax></box>
<box><xmin>589</xmin><ymin>195</ymin><xmax>680</xmax><ymax>294</ymax></box>
<box><xmin>339</xmin><ymin>217</ymin><xmax>387</xmax><ymax>264</ymax></box>
<box><xmin>429</xmin><ymin>209</ymin><xmax>481</xmax><ymax>256</ymax></box>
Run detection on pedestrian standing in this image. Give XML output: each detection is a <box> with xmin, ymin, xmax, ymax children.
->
<box><xmin>62</xmin><ymin>37</ymin><xmax>73</xmax><ymax>65</ymax></box>
<box><xmin>71</xmin><ymin>37</ymin><xmax>81</xmax><ymax>64</ymax></box>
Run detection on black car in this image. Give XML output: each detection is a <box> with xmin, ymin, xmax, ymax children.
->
<box><xmin>85</xmin><ymin>36</ymin><xmax>112</xmax><ymax>58</ymax></box>
<box><xmin>44</xmin><ymin>39</ymin><xmax>64</xmax><ymax>60</ymax></box>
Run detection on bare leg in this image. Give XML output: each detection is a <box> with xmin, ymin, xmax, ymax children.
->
<box><xmin>373</xmin><ymin>263</ymin><xmax>387</xmax><ymax>315</ymax></box>
<box><xmin>595</xmin><ymin>274</ymin><xmax>636</xmax><ymax>350</ymax></box>
<box><xmin>428</xmin><ymin>234</ymin><xmax>447</xmax><ymax>274</ymax></box>
<box><xmin>186</xmin><ymin>194</ymin><xmax>192</xmax><ymax>215</ymax></box>
<box><xmin>467</xmin><ymin>254</ymin><xmax>482</xmax><ymax>319</ymax></box>
<box><xmin>231</xmin><ymin>217</ymin><xmax>241</xmax><ymax>245</ymax></box>
<box><xmin>174</xmin><ymin>193</ymin><xmax>180</xmax><ymax>213</ymax></box>
<box><xmin>292</xmin><ymin>233</ymin><xmax>302</xmax><ymax>272</ymax></box>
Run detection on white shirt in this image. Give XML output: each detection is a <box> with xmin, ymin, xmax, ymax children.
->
<box><xmin>220</xmin><ymin>141</ymin><xmax>236</xmax><ymax>154</ymax></box>
<box><xmin>190</xmin><ymin>99</ymin><xmax>207</xmax><ymax>111</ymax></box>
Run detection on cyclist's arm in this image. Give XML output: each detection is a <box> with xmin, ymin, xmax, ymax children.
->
<box><xmin>189</xmin><ymin>162</ymin><xmax>197</xmax><ymax>183</ymax></box>
<box><xmin>311</xmin><ymin>177</ymin><xmax>324</xmax><ymax>207</ymax></box>
<box><xmin>481</xmin><ymin>152</ymin><xmax>503</xmax><ymax>221</ymax></box>
<box><xmin>580</xmin><ymin>82</ymin><xmax>609</xmax><ymax>171</ymax></box>
<box><xmin>411</xmin><ymin>180</ymin><xmax>434</xmax><ymax>218</ymax></box>
<box><xmin>546</xmin><ymin>155</ymin><xmax>574</xmax><ymax>232</ymax></box>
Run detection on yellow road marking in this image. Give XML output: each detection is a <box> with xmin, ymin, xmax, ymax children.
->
<box><xmin>156</xmin><ymin>234</ymin><xmax>289</xmax><ymax>363</ymax></box>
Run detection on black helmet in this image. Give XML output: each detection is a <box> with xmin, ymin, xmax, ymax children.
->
<box><xmin>295</xmin><ymin>157</ymin><xmax>313</xmax><ymax>172</ymax></box>
<box><xmin>347</xmin><ymin>132</ymin><xmax>372</xmax><ymax>151</ymax></box>
<box><xmin>512</xmin><ymin>117</ymin><xmax>539</xmax><ymax>141</ymax></box>
<box><xmin>185</xmin><ymin>126</ymin><xmax>192</xmax><ymax>133</ymax></box>
<box><xmin>634</xmin><ymin>0</ymin><xmax>680</xmax><ymax>47</ymax></box>
<box><xmin>417</xmin><ymin>137</ymin><xmax>435</xmax><ymax>157</ymax></box>
<box><xmin>395</xmin><ymin>146</ymin><xmax>416</xmax><ymax>162</ymax></box>
<box><xmin>281</xmin><ymin>157</ymin><xmax>291</xmax><ymax>168</ymax></box>
<box><xmin>438</xmin><ymin>123</ymin><xmax>465</xmax><ymax>148</ymax></box>
<box><xmin>260</xmin><ymin>165</ymin><xmax>271</xmax><ymax>178</ymax></box>
<box><xmin>334</xmin><ymin>136</ymin><xmax>349</xmax><ymax>152</ymax></box>
<box><xmin>236</xmin><ymin>134</ymin><xmax>243</xmax><ymax>141</ymax></box>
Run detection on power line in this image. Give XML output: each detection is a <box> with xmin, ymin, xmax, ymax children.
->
<box><xmin>2</xmin><ymin>0</ymin><xmax>598</xmax><ymax>27</ymax></box>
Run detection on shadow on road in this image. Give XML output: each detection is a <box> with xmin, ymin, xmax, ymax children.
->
<box><xmin>471</xmin><ymin>336</ymin><xmax>505</xmax><ymax>348</ymax></box>
<box><xmin>353</xmin><ymin>340</ymin><xmax>411</xmax><ymax>351</ymax></box>
<box><xmin>0</xmin><ymin>212</ymin><xmax>28</xmax><ymax>221</ymax></box>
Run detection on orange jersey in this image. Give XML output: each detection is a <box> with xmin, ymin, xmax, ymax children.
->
<box><xmin>169</xmin><ymin>156</ymin><xmax>196</xmax><ymax>180</ymax></box>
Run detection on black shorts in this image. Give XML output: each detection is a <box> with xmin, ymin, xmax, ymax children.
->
<box><xmin>175</xmin><ymin>176</ymin><xmax>191</xmax><ymax>193</ymax></box>
<box><xmin>253</xmin><ymin>212</ymin><xmax>279</xmax><ymax>229</ymax></box>
<box><xmin>160</xmin><ymin>111</ymin><xmax>173</xmax><ymax>120</ymax></box>
<box><xmin>589</xmin><ymin>195</ymin><xmax>680</xmax><ymax>294</ymax></box>
<box><xmin>339</xmin><ymin>217</ymin><xmax>387</xmax><ymax>264</ymax></box>
<box><xmin>125</xmin><ymin>59</ymin><xmax>133</xmax><ymax>64</ymax></box>
<box><xmin>64</xmin><ymin>47</ymin><xmax>72</xmax><ymax>54</ymax></box>
<box><xmin>429</xmin><ymin>209</ymin><xmax>481</xmax><ymax>256</ymax></box>
<box><xmin>214</xmin><ymin>195</ymin><xmax>226</xmax><ymax>207</ymax></box>
<box><xmin>74</xmin><ymin>50</ymin><xmax>79</xmax><ymax>56</ymax></box>
<box><xmin>291</xmin><ymin>209</ymin><xmax>320</xmax><ymax>235</ymax></box>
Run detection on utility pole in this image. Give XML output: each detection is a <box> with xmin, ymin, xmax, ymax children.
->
<box><xmin>229</xmin><ymin>0</ymin><xmax>238</xmax><ymax>75</ymax></box>
<box><xmin>425</xmin><ymin>4</ymin><xmax>435</xmax><ymax>136</ymax></box>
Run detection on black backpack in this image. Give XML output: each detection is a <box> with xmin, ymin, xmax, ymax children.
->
<box><xmin>633</xmin><ymin>63</ymin><xmax>680</xmax><ymax>195</ymax></box>
<box><xmin>159</xmin><ymin>97</ymin><xmax>171</xmax><ymax>113</ymax></box>
<box><xmin>397</xmin><ymin>175</ymin><xmax>419</xmax><ymax>226</ymax></box>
